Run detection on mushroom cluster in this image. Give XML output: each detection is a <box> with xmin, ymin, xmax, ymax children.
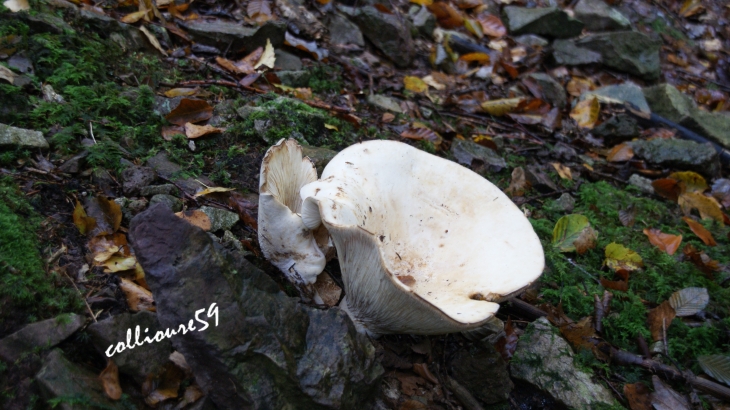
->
<box><xmin>259</xmin><ymin>138</ymin><xmax>544</xmax><ymax>335</ymax></box>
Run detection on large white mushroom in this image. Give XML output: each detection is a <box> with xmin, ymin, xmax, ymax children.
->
<box><xmin>298</xmin><ymin>140</ymin><xmax>544</xmax><ymax>335</ymax></box>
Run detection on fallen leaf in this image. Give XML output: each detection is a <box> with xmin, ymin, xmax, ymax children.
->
<box><xmin>382</xmin><ymin>113</ymin><xmax>395</xmax><ymax>123</ymax></box>
<box><xmin>710</xmin><ymin>179</ymin><xmax>730</xmax><ymax>208</ymax></box>
<box><xmin>559</xmin><ymin>316</ymin><xmax>606</xmax><ymax>357</ymax></box>
<box><xmin>101</xmin><ymin>254</ymin><xmax>138</xmax><ymax>273</ymax></box>
<box><xmin>422</xmin><ymin>75</ymin><xmax>446</xmax><ymax>90</ymax></box>
<box><xmin>284</xmin><ymin>32</ymin><xmax>327</xmax><ymax>61</ymax></box>
<box><xmin>161</xmin><ymin>125</ymin><xmax>185</xmax><ymax>140</ymax></box>
<box><xmin>607</xmin><ymin>143</ymin><xmax>634</xmax><ymax>162</ymax></box>
<box><xmin>165</xmin><ymin>99</ymin><xmax>213</xmax><ymax>125</ymax></box>
<box><xmin>254</xmin><ymin>38</ymin><xmax>276</xmax><ymax>70</ymax></box>
<box><xmin>0</xmin><ymin>65</ymin><xmax>17</xmax><ymax>84</ymax></box>
<box><xmin>412</xmin><ymin>363</ymin><xmax>439</xmax><ymax>384</ymax></box>
<box><xmin>651</xmin><ymin>375</ymin><xmax>690</xmax><ymax>410</ymax></box>
<box><xmin>3</xmin><ymin>0</ymin><xmax>29</xmax><ymax>12</ymax></box>
<box><xmin>247</xmin><ymin>0</ymin><xmax>273</xmax><ymax>24</ymax></box>
<box><xmin>619</xmin><ymin>204</ymin><xmax>637</xmax><ymax>227</ymax></box>
<box><xmin>624</xmin><ymin>382</ymin><xmax>652</xmax><ymax>410</ymax></box>
<box><xmin>566</xmin><ymin>77</ymin><xmax>595</xmax><ymax>97</ymax></box>
<box><xmin>647</xmin><ymin>301</ymin><xmax>676</xmax><ymax>341</ymax></box>
<box><xmin>683</xmin><ymin>244</ymin><xmax>719</xmax><ymax>276</ymax></box>
<box><xmin>139</xmin><ymin>25</ymin><xmax>167</xmax><ymax>55</ymax></box>
<box><xmin>400</xmin><ymin>126</ymin><xmax>442</xmax><ymax>146</ymax></box>
<box><xmin>476</xmin><ymin>14</ymin><xmax>506</xmax><ymax>38</ymax></box>
<box><xmin>495</xmin><ymin>317</ymin><xmax>518</xmax><ymax>360</ymax></box>
<box><xmin>601</xmin><ymin>278</ymin><xmax>628</xmax><ymax>292</ymax></box>
<box><xmin>669</xmin><ymin>171</ymin><xmax>707</xmax><ymax>193</ymax></box>
<box><xmin>682</xmin><ymin>216</ymin><xmax>716</xmax><ymax>246</ymax></box>
<box><xmin>410</xmin><ymin>0</ymin><xmax>433</xmax><ymax>5</ymax></box>
<box><xmin>481</xmin><ymin>97</ymin><xmax>523</xmax><ymax>116</ymax></box>
<box><xmin>678</xmin><ymin>192</ymin><xmax>724</xmax><ymax>222</ymax></box>
<box><xmin>99</xmin><ymin>360</ymin><xmax>122</xmax><ymax>400</ymax></box>
<box><xmin>698</xmin><ymin>355</ymin><xmax>730</xmax><ymax>387</ymax></box>
<box><xmin>605</xmin><ymin>243</ymin><xmax>643</xmax><ymax>272</ymax></box>
<box><xmin>175</xmin><ymin>209</ymin><xmax>212</xmax><ymax>231</ymax></box>
<box><xmin>570</xmin><ymin>96</ymin><xmax>600</xmax><ymax>129</ymax></box>
<box><xmin>404</xmin><ymin>76</ymin><xmax>429</xmax><ymax>93</ymax></box>
<box><xmin>643</xmin><ymin>228</ymin><xmax>682</xmax><ymax>255</ymax></box>
<box><xmin>143</xmin><ymin>362</ymin><xmax>184</xmax><ymax>406</ymax></box>
<box><xmin>550</xmin><ymin>162</ymin><xmax>572</xmax><ymax>180</ymax></box>
<box><xmin>552</xmin><ymin>214</ymin><xmax>598</xmax><ymax>254</ymax></box>
<box><xmin>119</xmin><ymin>278</ymin><xmax>156</xmax><ymax>312</ymax></box>
<box><xmin>427</xmin><ymin>2</ymin><xmax>464</xmax><ymax>29</ymax></box>
<box><xmin>668</xmin><ymin>287</ymin><xmax>709</xmax><ymax>317</ymax></box>
<box><xmin>458</xmin><ymin>52</ymin><xmax>491</xmax><ymax>64</ymax></box>
<box><xmin>73</xmin><ymin>200</ymin><xmax>96</xmax><ymax>235</ymax></box>
<box><xmin>84</xmin><ymin>195</ymin><xmax>122</xmax><ymax>237</ymax></box>
<box><xmin>121</xmin><ymin>9</ymin><xmax>149</xmax><ymax>24</ymax></box>
<box><xmin>184</xmin><ymin>122</ymin><xmax>225</xmax><ymax>139</ymax></box>
<box><xmin>506</xmin><ymin>166</ymin><xmax>529</xmax><ymax>196</ymax></box>
<box><xmin>164</xmin><ymin>88</ymin><xmax>198</xmax><ymax>97</ymax></box>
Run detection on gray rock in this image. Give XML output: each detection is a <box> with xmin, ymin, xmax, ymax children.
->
<box><xmin>450</xmin><ymin>139</ymin><xmax>507</xmax><ymax>172</ymax></box>
<box><xmin>0</xmin><ymin>123</ymin><xmax>49</xmax><ymax>148</ymax></box>
<box><xmin>553</xmin><ymin>193</ymin><xmax>576</xmax><ymax>212</ymax></box>
<box><xmin>450</xmin><ymin>343</ymin><xmax>513</xmax><ymax>404</ymax></box>
<box><xmin>149</xmin><ymin>194</ymin><xmax>183</xmax><ymax>212</ymax></box>
<box><xmin>350</xmin><ymin>6</ymin><xmax>415</xmax><ymax>68</ymax></box>
<box><xmin>116</xmin><ymin>198</ymin><xmax>148</xmax><ymax>222</ymax></box>
<box><xmin>523</xmin><ymin>73</ymin><xmax>566</xmax><ymax>108</ymax></box>
<box><xmin>140</xmin><ymin>184</ymin><xmax>179</xmax><ymax>197</ymax></box>
<box><xmin>503</xmin><ymin>6</ymin><xmax>584</xmax><ymax>38</ymax></box>
<box><xmin>573</xmin><ymin>31</ymin><xmax>661</xmax><ymax>80</ymax></box>
<box><xmin>77</xmin><ymin>10</ymin><xmax>150</xmax><ymax>52</ymax></box>
<box><xmin>87</xmin><ymin>311</ymin><xmax>171</xmax><ymax>382</ymax></box>
<box><xmin>327</xmin><ymin>12</ymin><xmax>365</xmax><ymax>47</ymax></box>
<box><xmin>129</xmin><ymin>204</ymin><xmax>383</xmax><ymax>409</ymax></box>
<box><xmin>199</xmin><ymin>206</ymin><xmax>239</xmax><ymax>231</ymax></box>
<box><xmin>58</xmin><ymin>151</ymin><xmax>88</xmax><ymax>174</ymax></box>
<box><xmin>146</xmin><ymin>152</ymin><xmax>215</xmax><ymax>195</ymax></box>
<box><xmin>19</xmin><ymin>11</ymin><xmax>74</xmax><ymax>34</ymax></box>
<box><xmin>121</xmin><ymin>165</ymin><xmax>157</xmax><ymax>196</ymax></box>
<box><xmin>592</xmin><ymin>114</ymin><xmax>639</xmax><ymax>143</ymax></box>
<box><xmin>511</xmin><ymin>318</ymin><xmax>617</xmax><ymax>409</ymax></box>
<box><xmin>628</xmin><ymin>174</ymin><xmax>654</xmax><ymax>194</ymax></box>
<box><xmin>35</xmin><ymin>349</ymin><xmax>126</xmax><ymax>410</ymax></box>
<box><xmin>277</xmin><ymin>70</ymin><xmax>311</xmax><ymax>88</ymax></box>
<box><xmin>179</xmin><ymin>20</ymin><xmax>286</xmax><ymax>52</ymax></box>
<box><xmin>643</xmin><ymin>84</ymin><xmax>730</xmax><ymax>149</ymax></box>
<box><xmin>580</xmin><ymin>82</ymin><xmax>650</xmax><ymax>113</ymax></box>
<box><xmin>631</xmin><ymin>139</ymin><xmax>719</xmax><ymax>176</ymax></box>
<box><xmin>153</xmin><ymin>95</ymin><xmax>185</xmax><ymax>117</ymax></box>
<box><xmin>514</xmin><ymin>34</ymin><xmax>550</xmax><ymax>47</ymax></box>
<box><xmin>274</xmin><ymin>49</ymin><xmax>303</xmax><ymax>71</ymax></box>
<box><xmin>410</xmin><ymin>6</ymin><xmax>436</xmax><ymax>38</ymax></box>
<box><xmin>0</xmin><ymin>314</ymin><xmax>84</xmax><ymax>362</ymax></box>
<box><xmin>367</xmin><ymin>94</ymin><xmax>404</xmax><ymax>113</ymax></box>
<box><xmin>552</xmin><ymin>39</ymin><xmax>603</xmax><ymax>65</ymax></box>
<box><xmin>574</xmin><ymin>0</ymin><xmax>631</xmax><ymax>31</ymax></box>
<box><xmin>302</xmin><ymin>145</ymin><xmax>338</xmax><ymax>176</ymax></box>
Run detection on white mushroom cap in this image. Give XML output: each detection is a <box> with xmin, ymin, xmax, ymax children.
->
<box><xmin>300</xmin><ymin>140</ymin><xmax>544</xmax><ymax>335</ymax></box>
<box><xmin>258</xmin><ymin>139</ymin><xmax>325</xmax><ymax>285</ymax></box>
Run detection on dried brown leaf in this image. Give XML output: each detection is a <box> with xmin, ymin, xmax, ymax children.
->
<box><xmin>165</xmin><ymin>99</ymin><xmax>213</xmax><ymax>125</ymax></box>
<box><xmin>643</xmin><ymin>228</ymin><xmax>682</xmax><ymax>255</ymax></box>
<box><xmin>647</xmin><ymin>301</ymin><xmax>676</xmax><ymax>342</ymax></box>
<box><xmin>682</xmin><ymin>216</ymin><xmax>716</xmax><ymax>246</ymax></box>
<box><xmin>99</xmin><ymin>360</ymin><xmax>122</xmax><ymax>400</ymax></box>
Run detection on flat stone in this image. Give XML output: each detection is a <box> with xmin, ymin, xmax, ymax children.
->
<box><xmin>199</xmin><ymin>206</ymin><xmax>239</xmax><ymax>231</ymax></box>
<box><xmin>450</xmin><ymin>343</ymin><xmax>513</xmax><ymax>404</ymax></box>
<box><xmin>523</xmin><ymin>72</ymin><xmax>566</xmax><ymax>108</ymax></box>
<box><xmin>20</xmin><ymin>11</ymin><xmax>75</xmax><ymax>34</ymax></box>
<box><xmin>327</xmin><ymin>12</ymin><xmax>364</xmax><ymax>47</ymax></box>
<box><xmin>274</xmin><ymin>49</ymin><xmax>303</xmax><ymax>71</ymax></box>
<box><xmin>553</xmin><ymin>193</ymin><xmax>576</xmax><ymax>212</ymax></box>
<box><xmin>367</xmin><ymin>94</ymin><xmax>404</xmax><ymax>113</ymax></box>
<box><xmin>121</xmin><ymin>165</ymin><xmax>157</xmax><ymax>196</ymax></box>
<box><xmin>0</xmin><ymin>123</ymin><xmax>48</xmax><ymax>148</ymax></box>
<box><xmin>87</xmin><ymin>311</ymin><xmax>171</xmax><ymax>382</ymax></box>
<box><xmin>552</xmin><ymin>39</ymin><xmax>603</xmax><ymax>65</ymax></box>
<box><xmin>349</xmin><ymin>6</ymin><xmax>415</xmax><ymax>67</ymax></box>
<box><xmin>511</xmin><ymin>318</ymin><xmax>617</xmax><ymax>409</ymax></box>
<box><xmin>629</xmin><ymin>174</ymin><xmax>654</xmax><ymax>194</ymax></box>
<box><xmin>149</xmin><ymin>194</ymin><xmax>182</xmax><ymax>212</ymax></box>
<box><xmin>129</xmin><ymin>204</ymin><xmax>383</xmax><ymax>409</ymax></box>
<box><xmin>277</xmin><ymin>70</ymin><xmax>311</xmax><ymax>88</ymax></box>
<box><xmin>503</xmin><ymin>6</ymin><xmax>584</xmax><ymax>38</ymax></box>
<box><xmin>573</xmin><ymin>31</ymin><xmax>661</xmax><ymax>80</ymax></box>
<box><xmin>179</xmin><ymin>20</ymin><xmax>286</xmax><ymax>52</ymax></box>
<box><xmin>302</xmin><ymin>144</ymin><xmax>338</xmax><ymax>176</ymax></box>
<box><xmin>592</xmin><ymin>114</ymin><xmax>639</xmax><ymax>143</ymax></box>
<box><xmin>58</xmin><ymin>151</ymin><xmax>89</xmax><ymax>174</ymax></box>
<box><xmin>35</xmin><ymin>349</ymin><xmax>126</xmax><ymax>410</ymax></box>
<box><xmin>574</xmin><ymin>0</ymin><xmax>631</xmax><ymax>31</ymax></box>
<box><xmin>514</xmin><ymin>34</ymin><xmax>549</xmax><ymax>47</ymax></box>
<box><xmin>0</xmin><ymin>314</ymin><xmax>84</xmax><ymax>362</ymax></box>
<box><xmin>140</xmin><ymin>184</ymin><xmax>179</xmax><ymax>197</ymax></box>
<box><xmin>583</xmin><ymin>82</ymin><xmax>650</xmax><ymax>113</ymax></box>
<box><xmin>632</xmin><ymin>138</ymin><xmax>719</xmax><ymax>176</ymax></box>
<box><xmin>450</xmin><ymin>139</ymin><xmax>507</xmax><ymax>172</ymax></box>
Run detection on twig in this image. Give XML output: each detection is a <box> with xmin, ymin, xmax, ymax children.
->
<box><xmin>565</xmin><ymin>257</ymin><xmax>602</xmax><ymax>285</ymax></box>
<box><xmin>61</xmin><ymin>269</ymin><xmax>97</xmax><ymax>323</ymax></box>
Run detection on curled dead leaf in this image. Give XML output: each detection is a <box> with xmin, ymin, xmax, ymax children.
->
<box><xmin>99</xmin><ymin>360</ymin><xmax>122</xmax><ymax>400</ymax></box>
<box><xmin>643</xmin><ymin>228</ymin><xmax>682</xmax><ymax>255</ymax></box>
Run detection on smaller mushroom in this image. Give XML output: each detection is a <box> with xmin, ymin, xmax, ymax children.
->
<box><xmin>257</xmin><ymin>139</ymin><xmax>326</xmax><ymax>288</ymax></box>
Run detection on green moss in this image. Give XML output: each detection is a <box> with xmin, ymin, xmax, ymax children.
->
<box><xmin>307</xmin><ymin>64</ymin><xmax>343</xmax><ymax>94</ymax></box>
<box><xmin>0</xmin><ymin>177</ymin><xmax>81</xmax><ymax>329</ymax></box>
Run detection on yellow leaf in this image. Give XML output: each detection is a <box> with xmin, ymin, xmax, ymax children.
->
<box><xmin>119</xmin><ymin>278</ymin><xmax>156</xmax><ymax>312</ymax></box>
<box><xmin>184</xmin><ymin>122</ymin><xmax>225</xmax><ymax>139</ymax></box>
<box><xmin>99</xmin><ymin>360</ymin><xmax>122</xmax><ymax>400</ymax></box>
<box><xmin>404</xmin><ymin>76</ymin><xmax>429</xmax><ymax>93</ymax></box>
<box><xmin>459</xmin><ymin>52</ymin><xmax>491</xmax><ymax>63</ymax></box>
<box><xmin>139</xmin><ymin>25</ymin><xmax>167</xmax><ymax>55</ymax></box>
<box><xmin>570</xmin><ymin>96</ymin><xmax>600</xmax><ymax>129</ymax></box>
<box><xmin>72</xmin><ymin>200</ymin><xmax>96</xmax><ymax>235</ymax></box>
<box><xmin>410</xmin><ymin>0</ymin><xmax>432</xmax><ymax>5</ymax></box>
<box><xmin>551</xmin><ymin>162</ymin><xmax>572</xmax><ymax>180</ymax></box>
<box><xmin>669</xmin><ymin>171</ymin><xmax>708</xmax><ymax>193</ymax></box>
<box><xmin>254</xmin><ymin>38</ymin><xmax>276</xmax><ymax>70</ymax></box>
<box><xmin>422</xmin><ymin>75</ymin><xmax>446</xmax><ymax>90</ymax></box>
<box><xmin>175</xmin><ymin>209</ymin><xmax>212</xmax><ymax>231</ymax></box>
<box><xmin>164</xmin><ymin>88</ymin><xmax>198</xmax><ymax>97</ymax></box>
<box><xmin>194</xmin><ymin>187</ymin><xmax>235</xmax><ymax>197</ymax></box>
<box><xmin>324</xmin><ymin>123</ymin><xmax>339</xmax><ymax>131</ymax></box>
<box><xmin>101</xmin><ymin>255</ymin><xmax>138</xmax><ymax>273</ymax></box>
<box><xmin>121</xmin><ymin>9</ymin><xmax>149</xmax><ymax>24</ymax></box>
<box><xmin>678</xmin><ymin>192</ymin><xmax>724</xmax><ymax>222</ymax></box>
<box><xmin>464</xmin><ymin>18</ymin><xmax>484</xmax><ymax>39</ymax></box>
<box><xmin>481</xmin><ymin>97</ymin><xmax>523</xmax><ymax>116</ymax></box>
<box><xmin>552</xmin><ymin>214</ymin><xmax>598</xmax><ymax>254</ymax></box>
<box><xmin>604</xmin><ymin>242</ymin><xmax>643</xmax><ymax>272</ymax></box>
